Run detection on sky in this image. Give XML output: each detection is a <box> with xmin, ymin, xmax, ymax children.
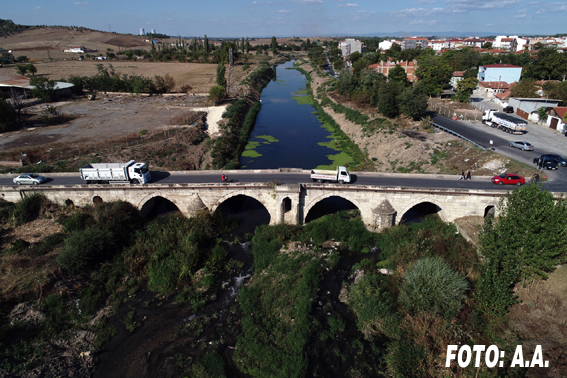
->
<box><xmin>3</xmin><ymin>0</ymin><xmax>566</xmax><ymax>38</ymax></box>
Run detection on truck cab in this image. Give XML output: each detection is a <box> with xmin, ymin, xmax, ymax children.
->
<box><xmin>128</xmin><ymin>162</ymin><xmax>151</xmax><ymax>184</ymax></box>
<box><xmin>337</xmin><ymin>166</ymin><xmax>351</xmax><ymax>183</ymax></box>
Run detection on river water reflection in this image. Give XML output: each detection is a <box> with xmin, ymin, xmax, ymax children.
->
<box><xmin>239</xmin><ymin>60</ymin><xmax>346</xmax><ymax>169</ymax></box>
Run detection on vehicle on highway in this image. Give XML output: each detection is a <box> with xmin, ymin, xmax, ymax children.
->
<box><xmin>533</xmin><ymin>156</ymin><xmax>558</xmax><ymax>170</ymax></box>
<box><xmin>508</xmin><ymin>141</ymin><xmax>534</xmax><ymax>151</ymax></box>
<box><xmin>543</xmin><ymin>154</ymin><xmax>567</xmax><ymax>167</ymax></box>
<box><xmin>492</xmin><ymin>173</ymin><xmax>525</xmax><ymax>186</ymax></box>
<box><xmin>311</xmin><ymin>166</ymin><xmax>351</xmax><ymax>183</ymax></box>
<box><xmin>13</xmin><ymin>173</ymin><xmax>47</xmax><ymax>185</ymax></box>
<box><xmin>503</xmin><ymin>106</ymin><xmax>514</xmax><ymax>113</ymax></box>
<box><xmin>482</xmin><ymin>110</ymin><xmax>527</xmax><ymax>134</ymax></box>
<box><xmin>80</xmin><ymin>160</ymin><xmax>151</xmax><ymax>184</ymax></box>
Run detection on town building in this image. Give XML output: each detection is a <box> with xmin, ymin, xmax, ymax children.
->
<box><xmin>477</xmin><ymin>64</ymin><xmax>522</xmax><ymax>85</ymax></box>
<box><xmin>368</xmin><ymin>60</ymin><xmax>418</xmax><ymax>82</ymax></box>
<box><xmin>340</xmin><ymin>39</ymin><xmax>364</xmax><ymax>57</ymax></box>
<box><xmin>402</xmin><ymin>37</ymin><xmax>428</xmax><ymax>50</ymax></box>
<box><xmin>508</xmin><ymin>97</ymin><xmax>562</xmax><ymax>122</ymax></box>
<box><xmin>478</xmin><ymin>81</ymin><xmax>512</xmax><ymax>98</ymax></box>
<box><xmin>546</xmin><ymin>107</ymin><xmax>567</xmax><ymax>132</ymax></box>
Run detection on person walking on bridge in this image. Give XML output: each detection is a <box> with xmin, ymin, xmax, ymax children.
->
<box><xmin>466</xmin><ymin>170</ymin><xmax>471</xmax><ymax>180</ymax></box>
<box><xmin>459</xmin><ymin>170</ymin><xmax>465</xmax><ymax>180</ymax></box>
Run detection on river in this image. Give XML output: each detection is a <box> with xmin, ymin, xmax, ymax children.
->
<box><xmin>239</xmin><ymin>60</ymin><xmax>351</xmax><ymax>170</ymax></box>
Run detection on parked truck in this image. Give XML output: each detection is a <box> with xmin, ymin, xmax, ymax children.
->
<box><xmin>80</xmin><ymin>160</ymin><xmax>151</xmax><ymax>184</ymax></box>
<box><xmin>310</xmin><ymin>166</ymin><xmax>351</xmax><ymax>184</ymax></box>
<box><xmin>482</xmin><ymin>110</ymin><xmax>527</xmax><ymax>134</ymax></box>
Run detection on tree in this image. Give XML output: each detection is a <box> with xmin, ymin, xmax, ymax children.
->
<box><xmin>0</xmin><ymin>96</ymin><xmax>17</xmax><ymax>133</ymax></box>
<box><xmin>30</xmin><ymin>76</ymin><xmax>56</xmax><ymax>102</ymax></box>
<box><xmin>271</xmin><ymin>36</ymin><xmax>277</xmax><ymax>52</ymax></box>
<box><xmin>377</xmin><ymin>82</ymin><xmax>400</xmax><ymax>118</ymax></box>
<box><xmin>154</xmin><ymin>74</ymin><xmax>175</xmax><ymax>93</ymax></box>
<box><xmin>480</xmin><ymin>183</ymin><xmax>567</xmax><ymax>282</ymax></box>
<box><xmin>398</xmin><ymin>86</ymin><xmax>428</xmax><ymax>120</ymax></box>
<box><xmin>481</xmin><ymin>42</ymin><xmax>493</xmax><ymax>49</ymax></box>
<box><xmin>349</xmin><ymin>51</ymin><xmax>361</xmax><ymax>64</ymax></box>
<box><xmin>415</xmin><ymin>56</ymin><xmax>451</xmax><ymax>96</ymax></box>
<box><xmin>15</xmin><ymin>64</ymin><xmax>27</xmax><ymax>76</ymax></box>
<box><xmin>537</xmin><ymin>107</ymin><xmax>548</xmax><ymax>123</ymax></box>
<box><xmin>510</xmin><ymin>79</ymin><xmax>538</xmax><ymax>98</ymax></box>
<box><xmin>209</xmin><ymin>84</ymin><xmax>226</xmax><ymax>105</ymax></box>
<box><xmin>388</xmin><ymin>64</ymin><xmax>409</xmax><ymax>87</ymax></box>
<box><xmin>216</xmin><ymin>62</ymin><xmax>227</xmax><ymax>88</ymax></box>
<box><xmin>456</xmin><ymin>77</ymin><xmax>478</xmax><ymax>103</ymax></box>
<box><xmin>26</xmin><ymin>63</ymin><xmax>37</xmax><ymax>76</ymax></box>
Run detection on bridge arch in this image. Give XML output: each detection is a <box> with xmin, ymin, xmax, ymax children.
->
<box><xmin>212</xmin><ymin>192</ymin><xmax>272</xmax><ymax>226</ymax></box>
<box><xmin>137</xmin><ymin>192</ymin><xmax>188</xmax><ymax>217</ymax></box>
<box><xmin>304</xmin><ymin>192</ymin><xmax>364</xmax><ymax>223</ymax></box>
<box><xmin>398</xmin><ymin>197</ymin><xmax>447</xmax><ymax>224</ymax></box>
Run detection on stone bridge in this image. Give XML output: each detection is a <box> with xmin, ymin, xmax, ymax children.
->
<box><xmin>0</xmin><ymin>182</ymin><xmax>511</xmax><ymax>231</ymax></box>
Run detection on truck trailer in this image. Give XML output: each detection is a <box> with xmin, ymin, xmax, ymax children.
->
<box><xmin>310</xmin><ymin>166</ymin><xmax>351</xmax><ymax>184</ymax></box>
<box><xmin>482</xmin><ymin>110</ymin><xmax>527</xmax><ymax>134</ymax></box>
<box><xmin>80</xmin><ymin>160</ymin><xmax>151</xmax><ymax>184</ymax></box>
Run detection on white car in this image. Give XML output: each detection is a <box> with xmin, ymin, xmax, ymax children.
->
<box><xmin>13</xmin><ymin>173</ymin><xmax>47</xmax><ymax>185</ymax></box>
<box><xmin>508</xmin><ymin>141</ymin><xmax>534</xmax><ymax>151</ymax></box>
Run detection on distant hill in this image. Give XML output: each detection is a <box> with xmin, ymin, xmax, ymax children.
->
<box><xmin>0</xmin><ymin>19</ymin><xmax>30</xmax><ymax>37</ymax></box>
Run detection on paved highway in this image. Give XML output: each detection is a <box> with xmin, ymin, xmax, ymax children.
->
<box><xmin>0</xmin><ymin>170</ymin><xmax>561</xmax><ymax>193</ymax></box>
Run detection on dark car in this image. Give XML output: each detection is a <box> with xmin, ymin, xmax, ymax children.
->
<box><xmin>543</xmin><ymin>154</ymin><xmax>567</xmax><ymax>167</ymax></box>
<box><xmin>533</xmin><ymin>156</ymin><xmax>558</xmax><ymax>170</ymax></box>
<box><xmin>503</xmin><ymin>106</ymin><xmax>514</xmax><ymax>113</ymax></box>
<box><xmin>492</xmin><ymin>173</ymin><xmax>525</xmax><ymax>186</ymax></box>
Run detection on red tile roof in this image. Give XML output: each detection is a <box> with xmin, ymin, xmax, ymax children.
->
<box><xmin>481</xmin><ymin>64</ymin><xmax>522</xmax><ymax>68</ymax></box>
<box><xmin>479</xmin><ymin>81</ymin><xmax>511</xmax><ymax>90</ymax></box>
<box><xmin>553</xmin><ymin>107</ymin><xmax>567</xmax><ymax>119</ymax></box>
<box><xmin>453</xmin><ymin>71</ymin><xmax>465</xmax><ymax>77</ymax></box>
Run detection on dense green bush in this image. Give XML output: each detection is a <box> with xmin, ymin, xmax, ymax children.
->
<box><xmin>348</xmin><ymin>274</ymin><xmax>398</xmax><ymax>340</ymax></box>
<box><xmin>399</xmin><ymin>257</ymin><xmax>469</xmax><ymax>318</ymax></box>
<box><xmin>57</xmin><ymin>227</ymin><xmax>116</xmax><ymax>273</ymax></box>
<box><xmin>11</xmin><ymin>193</ymin><xmax>47</xmax><ymax>226</ymax></box>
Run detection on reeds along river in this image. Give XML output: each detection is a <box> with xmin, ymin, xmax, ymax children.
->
<box><xmin>239</xmin><ymin>60</ymin><xmax>349</xmax><ymax>170</ymax></box>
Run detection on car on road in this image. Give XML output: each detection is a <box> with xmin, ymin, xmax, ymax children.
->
<box><xmin>492</xmin><ymin>173</ymin><xmax>525</xmax><ymax>186</ymax></box>
<box><xmin>543</xmin><ymin>154</ymin><xmax>567</xmax><ymax>167</ymax></box>
<box><xmin>508</xmin><ymin>141</ymin><xmax>534</xmax><ymax>151</ymax></box>
<box><xmin>503</xmin><ymin>106</ymin><xmax>514</xmax><ymax>113</ymax></box>
<box><xmin>533</xmin><ymin>156</ymin><xmax>558</xmax><ymax>170</ymax></box>
<box><xmin>13</xmin><ymin>173</ymin><xmax>47</xmax><ymax>185</ymax></box>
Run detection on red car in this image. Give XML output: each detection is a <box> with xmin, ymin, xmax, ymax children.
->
<box><xmin>492</xmin><ymin>173</ymin><xmax>525</xmax><ymax>186</ymax></box>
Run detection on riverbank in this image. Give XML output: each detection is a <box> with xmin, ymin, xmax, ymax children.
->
<box><xmin>296</xmin><ymin>60</ymin><xmax>532</xmax><ymax>177</ymax></box>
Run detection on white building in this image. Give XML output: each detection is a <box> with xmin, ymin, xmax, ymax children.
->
<box><xmin>150</xmin><ymin>29</ymin><xmax>156</xmax><ymax>35</ymax></box>
<box><xmin>139</xmin><ymin>28</ymin><xmax>145</xmax><ymax>36</ymax></box>
<box><xmin>340</xmin><ymin>39</ymin><xmax>364</xmax><ymax>57</ymax></box>
<box><xmin>428</xmin><ymin>40</ymin><xmax>447</xmax><ymax>51</ymax></box>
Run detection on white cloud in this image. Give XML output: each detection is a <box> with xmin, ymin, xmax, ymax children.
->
<box><xmin>277</xmin><ymin>9</ymin><xmax>290</xmax><ymax>12</ymax></box>
<box><xmin>291</xmin><ymin>0</ymin><xmax>324</xmax><ymax>3</ymax></box>
<box><xmin>338</xmin><ymin>3</ymin><xmax>359</xmax><ymax>6</ymax></box>
<box><xmin>446</xmin><ymin>0</ymin><xmax>520</xmax><ymax>11</ymax></box>
<box><xmin>74</xmin><ymin>1</ymin><xmax>88</xmax><ymax>4</ymax></box>
<box><xmin>35</xmin><ymin>6</ymin><xmax>42</xmax><ymax>9</ymax></box>
<box><xmin>516</xmin><ymin>8</ymin><xmax>527</xmax><ymax>12</ymax></box>
<box><xmin>414</xmin><ymin>0</ymin><xmax>435</xmax><ymax>3</ymax></box>
<box><xmin>409</xmin><ymin>19</ymin><xmax>438</xmax><ymax>25</ymax></box>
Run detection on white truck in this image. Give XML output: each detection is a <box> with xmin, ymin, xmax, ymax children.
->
<box><xmin>482</xmin><ymin>110</ymin><xmax>527</xmax><ymax>134</ymax></box>
<box><xmin>80</xmin><ymin>160</ymin><xmax>151</xmax><ymax>184</ymax></box>
<box><xmin>310</xmin><ymin>166</ymin><xmax>351</xmax><ymax>184</ymax></box>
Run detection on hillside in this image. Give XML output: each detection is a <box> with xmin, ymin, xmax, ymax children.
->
<box><xmin>0</xmin><ymin>26</ymin><xmax>151</xmax><ymax>61</ymax></box>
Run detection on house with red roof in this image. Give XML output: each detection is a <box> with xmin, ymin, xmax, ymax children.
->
<box><xmin>478</xmin><ymin>81</ymin><xmax>512</xmax><ymax>98</ymax></box>
<box><xmin>547</xmin><ymin>107</ymin><xmax>567</xmax><ymax>132</ymax></box>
